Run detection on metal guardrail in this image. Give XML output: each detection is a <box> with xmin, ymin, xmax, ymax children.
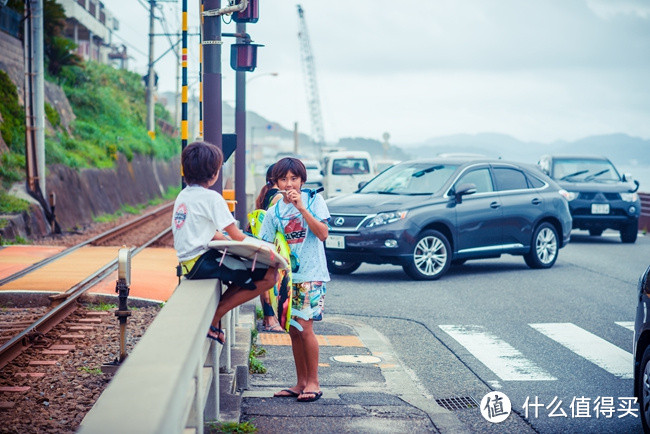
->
<box><xmin>78</xmin><ymin>278</ymin><xmax>238</xmax><ymax>434</ymax></box>
<box><xmin>640</xmin><ymin>192</ymin><xmax>650</xmax><ymax>233</ymax></box>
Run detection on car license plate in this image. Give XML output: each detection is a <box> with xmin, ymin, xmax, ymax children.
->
<box><xmin>591</xmin><ymin>204</ymin><xmax>610</xmax><ymax>214</ymax></box>
<box><xmin>326</xmin><ymin>235</ymin><xmax>345</xmax><ymax>249</ymax></box>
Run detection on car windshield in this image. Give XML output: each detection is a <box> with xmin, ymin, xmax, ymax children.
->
<box><xmin>552</xmin><ymin>159</ymin><xmax>620</xmax><ymax>182</ymax></box>
<box><xmin>359</xmin><ymin>163</ymin><xmax>458</xmax><ymax>195</ymax></box>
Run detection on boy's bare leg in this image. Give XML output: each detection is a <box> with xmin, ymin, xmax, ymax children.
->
<box><xmin>210</xmin><ymin>267</ymin><xmax>278</xmax><ymax>329</ymax></box>
<box><xmin>287</xmin><ymin>325</ymin><xmax>308</xmax><ymax>394</ymax></box>
<box><xmin>294</xmin><ymin>318</ymin><xmax>320</xmax><ymax>399</ymax></box>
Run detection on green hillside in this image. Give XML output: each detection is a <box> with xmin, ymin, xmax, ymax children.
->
<box><xmin>0</xmin><ymin>61</ymin><xmax>179</xmax><ymax>213</ymax></box>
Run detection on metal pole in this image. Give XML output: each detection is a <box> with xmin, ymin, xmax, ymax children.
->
<box><xmin>146</xmin><ymin>0</ymin><xmax>156</xmax><ymax>139</ymax></box>
<box><xmin>32</xmin><ymin>0</ymin><xmax>45</xmax><ymax>195</ymax></box>
<box><xmin>203</xmin><ymin>0</ymin><xmax>222</xmax><ymax>193</ymax></box>
<box><xmin>181</xmin><ymin>0</ymin><xmax>188</xmax><ymax>187</ymax></box>
<box><xmin>199</xmin><ymin>0</ymin><xmax>204</xmax><ymax>138</ymax></box>
<box><xmin>234</xmin><ymin>22</ymin><xmax>246</xmax><ymax>225</ymax></box>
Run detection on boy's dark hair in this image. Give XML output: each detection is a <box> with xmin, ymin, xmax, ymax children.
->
<box><xmin>272</xmin><ymin>157</ymin><xmax>306</xmax><ymax>184</ymax></box>
<box><xmin>181</xmin><ymin>141</ymin><xmax>223</xmax><ymax>185</ymax></box>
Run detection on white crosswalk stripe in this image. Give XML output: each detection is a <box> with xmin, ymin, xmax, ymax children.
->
<box><xmin>529</xmin><ymin>323</ymin><xmax>633</xmax><ymax>379</ymax></box>
<box><xmin>615</xmin><ymin>321</ymin><xmax>635</xmax><ymax>331</ymax></box>
<box><xmin>439</xmin><ymin>324</ymin><xmax>557</xmax><ymax>381</ymax></box>
<box><xmin>439</xmin><ymin>322</ymin><xmax>634</xmax><ymax>381</ymax></box>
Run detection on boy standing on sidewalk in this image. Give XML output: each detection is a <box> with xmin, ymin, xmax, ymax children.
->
<box><xmin>172</xmin><ymin>141</ymin><xmax>277</xmax><ymax>344</ymax></box>
<box><xmin>259</xmin><ymin>157</ymin><xmax>330</xmax><ymax>402</ymax></box>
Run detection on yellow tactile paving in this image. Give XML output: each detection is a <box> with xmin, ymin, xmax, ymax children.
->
<box><xmin>258</xmin><ymin>333</ymin><xmax>364</xmax><ymax>347</ymax></box>
<box><xmin>0</xmin><ymin>245</ymin><xmax>66</xmax><ymax>278</ymax></box>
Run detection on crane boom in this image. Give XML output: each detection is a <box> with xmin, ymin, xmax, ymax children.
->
<box><xmin>297</xmin><ymin>4</ymin><xmax>325</xmax><ymax>150</ymax></box>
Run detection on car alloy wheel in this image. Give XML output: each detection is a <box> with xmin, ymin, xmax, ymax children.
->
<box><xmin>640</xmin><ymin>346</ymin><xmax>650</xmax><ymax>432</ymax></box>
<box><xmin>524</xmin><ymin>222</ymin><xmax>558</xmax><ymax>269</ymax></box>
<box><xmin>327</xmin><ymin>259</ymin><xmax>361</xmax><ymax>275</ymax></box>
<box><xmin>403</xmin><ymin>230</ymin><xmax>451</xmax><ymax>280</ymax></box>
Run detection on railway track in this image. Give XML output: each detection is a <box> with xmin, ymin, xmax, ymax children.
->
<box><xmin>0</xmin><ymin>202</ymin><xmax>174</xmax><ymax>369</ymax></box>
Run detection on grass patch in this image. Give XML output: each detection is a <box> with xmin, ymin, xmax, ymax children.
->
<box><xmin>78</xmin><ymin>366</ymin><xmax>103</xmax><ymax>375</ymax></box>
<box><xmin>1</xmin><ymin>235</ymin><xmax>28</xmax><ymax>246</ymax></box>
<box><xmin>206</xmin><ymin>421</ymin><xmax>258</xmax><ymax>433</ymax></box>
<box><xmin>255</xmin><ymin>306</ymin><xmax>263</xmax><ymax>320</ymax></box>
<box><xmin>86</xmin><ymin>302</ymin><xmax>116</xmax><ymax>311</ymax></box>
<box><xmin>0</xmin><ymin>191</ymin><xmax>30</xmax><ymax>214</ymax></box>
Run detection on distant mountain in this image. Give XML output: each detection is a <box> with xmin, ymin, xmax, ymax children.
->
<box><xmin>400</xmin><ymin>132</ymin><xmax>650</xmax><ymax>167</ymax></box>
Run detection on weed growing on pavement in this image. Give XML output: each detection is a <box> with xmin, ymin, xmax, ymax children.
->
<box><xmin>249</xmin><ymin>328</ymin><xmax>267</xmax><ymax>374</ymax></box>
<box><xmin>255</xmin><ymin>306</ymin><xmax>262</xmax><ymax>320</ymax></box>
<box><xmin>206</xmin><ymin>421</ymin><xmax>257</xmax><ymax>433</ymax></box>
<box><xmin>78</xmin><ymin>366</ymin><xmax>103</xmax><ymax>375</ymax></box>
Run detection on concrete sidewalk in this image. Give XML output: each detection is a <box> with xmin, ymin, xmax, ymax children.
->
<box><xmin>222</xmin><ymin>302</ymin><xmax>470</xmax><ymax>433</ymax></box>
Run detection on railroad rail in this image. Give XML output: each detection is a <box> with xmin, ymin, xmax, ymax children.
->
<box><xmin>0</xmin><ymin>202</ymin><xmax>174</xmax><ymax>287</ymax></box>
<box><xmin>0</xmin><ymin>203</ymin><xmax>173</xmax><ymax>369</ymax></box>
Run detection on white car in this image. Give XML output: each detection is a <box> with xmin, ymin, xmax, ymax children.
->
<box><xmin>302</xmin><ymin>159</ymin><xmax>324</xmax><ymax>191</ymax></box>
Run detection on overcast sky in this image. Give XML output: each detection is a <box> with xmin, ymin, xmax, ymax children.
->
<box><xmin>104</xmin><ymin>0</ymin><xmax>650</xmax><ymax>146</ymax></box>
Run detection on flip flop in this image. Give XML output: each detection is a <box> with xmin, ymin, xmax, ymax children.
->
<box><xmin>207</xmin><ymin>324</ymin><xmax>225</xmax><ymax>345</ymax></box>
<box><xmin>263</xmin><ymin>323</ymin><xmax>284</xmax><ymax>333</ymax></box>
<box><xmin>297</xmin><ymin>391</ymin><xmax>322</xmax><ymax>402</ymax></box>
<box><xmin>273</xmin><ymin>389</ymin><xmax>301</xmax><ymax>398</ymax></box>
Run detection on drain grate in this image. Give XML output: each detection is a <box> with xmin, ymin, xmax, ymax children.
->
<box><xmin>435</xmin><ymin>396</ymin><xmax>480</xmax><ymax>411</ymax></box>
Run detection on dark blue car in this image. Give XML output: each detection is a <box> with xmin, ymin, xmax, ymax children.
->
<box><xmin>538</xmin><ymin>155</ymin><xmax>641</xmax><ymax>243</ymax></box>
<box><xmin>634</xmin><ymin>265</ymin><xmax>650</xmax><ymax>431</ymax></box>
<box><xmin>325</xmin><ymin>158</ymin><xmax>573</xmax><ymax>280</ymax></box>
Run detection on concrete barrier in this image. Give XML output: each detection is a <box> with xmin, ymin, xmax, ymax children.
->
<box><xmin>78</xmin><ymin>278</ymin><xmax>235</xmax><ymax>434</ymax></box>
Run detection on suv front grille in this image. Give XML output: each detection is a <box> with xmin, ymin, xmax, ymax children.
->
<box><xmin>578</xmin><ymin>192</ymin><xmax>621</xmax><ymax>201</ymax></box>
<box><xmin>329</xmin><ymin>214</ymin><xmax>367</xmax><ymax>230</ymax></box>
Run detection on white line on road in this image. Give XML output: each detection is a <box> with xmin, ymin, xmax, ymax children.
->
<box><xmin>439</xmin><ymin>325</ymin><xmax>557</xmax><ymax>381</ymax></box>
<box><xmin>615</xmin><ymin>321</ymin><xmax>635</xmax><ymax>331</ymax></box>
<box><xmin>529</xmin><ymin>323</ymin><xmax>633</xmax><ymax>379</ymax></box>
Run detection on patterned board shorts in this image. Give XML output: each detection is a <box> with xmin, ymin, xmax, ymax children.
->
<box><xmin>292</xmin><ymin>281</ymin><xmax>326</xmax><ymax>322</ymax></box>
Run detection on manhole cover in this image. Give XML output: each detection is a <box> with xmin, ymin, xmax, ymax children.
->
<box><xmin>331</xmin><ymin>355</ymin><xmax>382</xmax><ymax>364</ymax></box>
<box><xmin>436</xmin><ymin>396</ymin><xmax>479</xmax><ymax>411</ymax></box>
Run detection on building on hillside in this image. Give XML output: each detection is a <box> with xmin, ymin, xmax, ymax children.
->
<box><xmin>58</xmin><ymin>0</ymin><xmax>127</xmax><ymax>68</ymax></box>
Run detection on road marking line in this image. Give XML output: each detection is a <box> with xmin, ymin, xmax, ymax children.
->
<box><xmin>439</xmin><ymin>325</ymin><xmax>556</xmax><ymax>381</ymax></box>
<box><xmin>615</xmin><ymin>321</ymin><xmax>634</xmax><ymax>331</ymax></box>
<box><xmin>530</xmin><ymin>322</ymin><xmax>632</xmax><ymax>379</ymax></box>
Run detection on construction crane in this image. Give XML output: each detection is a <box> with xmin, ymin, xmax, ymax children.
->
<box><xmin>297</xmin><ymin>4</ymin><xmax>325</xmax><ymax>151</ymax></box>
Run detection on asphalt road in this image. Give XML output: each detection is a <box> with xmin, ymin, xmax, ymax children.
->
<box><xmin>325</xmin><ymin>229</ymin><xmax>650</xmax><ymax>433</ymax></box>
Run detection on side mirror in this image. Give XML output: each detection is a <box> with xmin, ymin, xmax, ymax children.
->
<box><xmin>358</xmin><ymin>181</ymin><xmax>368</xmax><ymax>190</ymax></box>
<box><xmin>453</xmin><ymin>183</ymin><xmax>477</xmax><ymax>204</ymax></box>
<box><xmin>622</xmin><ymin>173</ymin><xmax>640</xmax><ymax>192</ymax></box>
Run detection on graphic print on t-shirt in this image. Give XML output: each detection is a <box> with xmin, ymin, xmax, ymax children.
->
<box><xmin>284</xmin><ymin>216</ymin><xmax>306</xmax><ymax>244</ymax></box>
<box><xmin>173</xmin><ymin>203</ymin><xmax>187</xmax><ymax>229</ymax></box>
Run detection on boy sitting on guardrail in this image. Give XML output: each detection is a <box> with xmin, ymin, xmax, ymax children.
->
<box><xmin>172</xmin><ymin>141</ymin><xmax>278</xmax><ymax>344</ymax></box>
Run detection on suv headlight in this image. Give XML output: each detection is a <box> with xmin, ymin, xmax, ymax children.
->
<box><xmin>559</xmin><ymin>189</ymin><xmax>578</xmax><ymax>201</ymax></box>
<box><xmin>366</xmin><ymin>211</ymin><xmax>408</xmax><ymax>227</ymax></box>
<box><xmin>620</xmin><ymin>192</ymin><xmax>639</xmax><ymax>202</ymax></box>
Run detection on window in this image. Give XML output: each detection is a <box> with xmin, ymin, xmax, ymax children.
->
<box><xmin>332</xmin><ymin>159</ymin><xmax>370</xmax><ymax>175</ymax></box>
<box><xmin>493</xmin><ymin>168</ymin><xmax>528</xmax><ymax>191</ymax></box>
<box><xmin>456</xmin><ymin>168</ymin><xmax>494</xmax><ymax>193</ymax></box>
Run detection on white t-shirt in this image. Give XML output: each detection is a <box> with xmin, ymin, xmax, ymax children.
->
<box><xmin>259</xmin><ymin>191</ymin><xmax>331</xmax><ymax>283</ymax></box>
<box><xmin>172</xmin><ymin>185</ymin><xmax>236</xmax><ymax>262</ymax></box>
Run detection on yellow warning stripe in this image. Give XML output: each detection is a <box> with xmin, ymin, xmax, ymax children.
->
<box><xmin>259</xmin><ymin>333</ymin><xmax>364</xmax><ymax>347</ymax></box>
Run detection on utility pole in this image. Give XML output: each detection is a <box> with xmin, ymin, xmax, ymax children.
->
<box><xmin>234</xmin><ymin>21</ymin><xmax>246</xmax><ymax>224</ymax></box>
<box><xmin>32</xmin><ymin>0</ymin><xmax>45</xmax><ymax>195</ymax></box>
<box><xmin>146</xmin><ymin>0</ymin><xmax>156</xmax><ymax>139</ymax></box>
<box><xmin>203</xmin><ymin>0</ymin><xmax>223</xmax><ymax>192</ymax></box>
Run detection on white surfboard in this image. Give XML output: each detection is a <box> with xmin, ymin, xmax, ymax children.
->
<box><xmin>208</xmin><ymin>238</ymin><xmax>289</xmax><ymax>270</ymax></box>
